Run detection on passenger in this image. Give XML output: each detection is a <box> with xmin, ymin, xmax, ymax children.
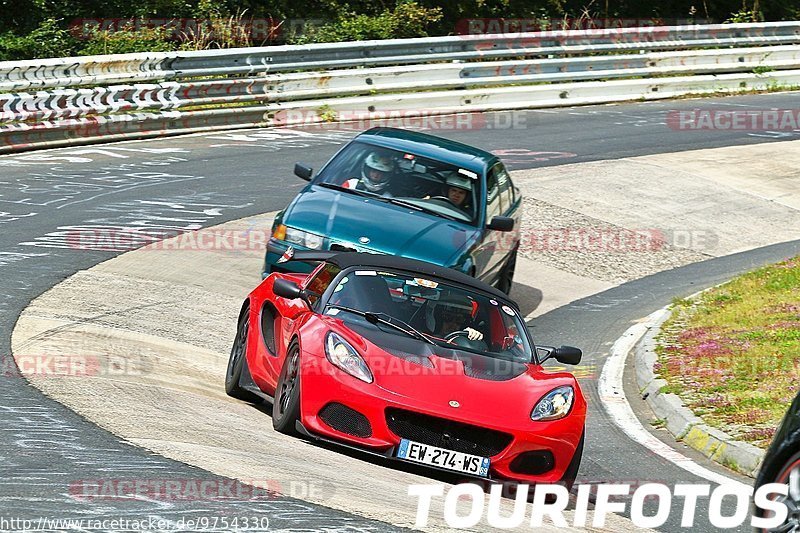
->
<box><xmin>343</xmin><ymin>152</ymin><xmax>397</xmax><ymax>197</ymax></box>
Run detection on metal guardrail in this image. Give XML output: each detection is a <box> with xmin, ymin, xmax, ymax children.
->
<box><xmin>1</xmin><ymin>22</ymin><xmax>799</xmax><ymax>153</ymax></box>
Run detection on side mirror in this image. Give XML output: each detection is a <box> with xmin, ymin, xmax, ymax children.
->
<box><xmin>273</xmin><ymin>278</ymin><xmax>304</xmax><ymax>301</ymax></box>
<box><xmin>537</xmin><ymin>345</ymin><xmax>582</xmax><ymax>365</ymax></box>
<box><xmin>486</xmin><ymin>216</ymin><xmax>514</xmax><ymax>232</ymax></box>
<box><xmin>294</xmin><ymin>163</ymin><xmax>313</xmax><ymax>181</ymax></box>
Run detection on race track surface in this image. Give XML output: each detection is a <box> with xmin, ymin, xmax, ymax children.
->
<box><xmin>3</xmin><ymin>92</ymin><xmax>800</xmax><ymax>531</ymax></box>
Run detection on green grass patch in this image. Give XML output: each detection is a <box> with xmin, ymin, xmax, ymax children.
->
<box><xmin>655</xmin><ymin>255</ymin><xmax>800</xmax><ymax>449</ymax></box>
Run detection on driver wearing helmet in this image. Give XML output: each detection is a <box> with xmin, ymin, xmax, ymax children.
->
<box><xmin>442</xmin><ymin>172</ymin><xmax>473</xmax><ymax>209</ymax></box>
<box><xmin>425</xmin><ymin>292</ymin><xmax>484</xmax><ymax>343</ymax></box>
<box><xmin>423</xmin><ymin>171</ymin><xmax>473</xmax><ymax>214</ymax></box>
<box><xmin>343</xmin><ymin>151</ymin><xmax>397</xmax><ymax>197</ymax></box>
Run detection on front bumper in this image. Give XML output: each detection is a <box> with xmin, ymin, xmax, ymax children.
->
<box><xmin>298</xmin><ymin>354</ymin><xmax>583</xmax><ymax>484</ymax></box>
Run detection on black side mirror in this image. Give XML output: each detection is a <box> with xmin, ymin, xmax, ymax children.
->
<box><xmin>486</xmin><ymin>216</ymin><xmax>514</xmax><ymax>232</ymax></box>
<box><xmin>273</xmin><ymin>278</ymin><xmax>304</xmax><ymax>301</ymax></box>
<box><xmin>294</xmin><ymin>163</ymin><xmax>313</xmax><ymax>181</ymax></box>
<box><xmin>537</xmin><ymin>345</ymin><xmax>582</xmax><ymax>365</ymax></box>
<box><xmin>553</xmin><ymin>345</ymin><xmax>582</xmax><ymax>365</ymax></box>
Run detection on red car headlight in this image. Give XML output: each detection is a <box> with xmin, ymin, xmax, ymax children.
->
<box><xmin>325</xmin><ymin>332</ymin><xmax>373</xmax><ymax>384</ymax></box>
<box><xmin>531</xmin><ymin>386</ymin><xmax>574</xmax><ymax>421</ymax></box>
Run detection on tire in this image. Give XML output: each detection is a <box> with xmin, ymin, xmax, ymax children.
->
<box><xmin>759</xmin><ymin>450</ymin><xmax>800</xmax><ymax>532</ymax></box>
<box><xmin>496</xmin><ymin>247</ymin><xmax>518</xmax><ymax>295</ymax></box>
<box><xmin>272</xmin><ymin>341</ymin><xmax>302</xmax><ymax>435</ymax></box>
<box><xmin>225</xmin><ymin>307</ymin><xmax>261</xmax><ymax>403</ymax></box>
<box><xmin>560</xmin><ymin>430</ymin><xmax>585</xmax><ymax>492</ymax></box>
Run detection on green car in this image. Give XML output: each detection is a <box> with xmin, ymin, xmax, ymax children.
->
<box><xmin>264</xmin><ymin>127</ymin><xmax>522</xmax><ymax>293</ymax></box>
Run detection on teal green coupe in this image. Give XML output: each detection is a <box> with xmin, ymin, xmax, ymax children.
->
<box><xmin>264</xmin><ymin>128</ymin><xmax>522</xmax><ymax>293</ymax></box>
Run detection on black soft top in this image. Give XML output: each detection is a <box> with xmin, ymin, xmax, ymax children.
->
<box><xmin>289</xmin><ymin>250</ymin><xmax>515</xmax><ymax>306</ymax></box>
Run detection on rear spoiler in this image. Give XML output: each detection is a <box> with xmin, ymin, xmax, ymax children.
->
<box><xmin>268</xmin><ymin>243</ymin><xmax>338</xmax><ymax>264</ymax></box>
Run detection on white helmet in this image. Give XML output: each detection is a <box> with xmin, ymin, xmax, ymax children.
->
<box><xmin>361</xmin><ymin>152</ymin><xmax>395</xmax><ymax>193</ymax></box>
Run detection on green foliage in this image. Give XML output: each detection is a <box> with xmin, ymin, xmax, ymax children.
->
<box><xmin>289</xmin><ymin>1</ymin><xmax>443</xmax><ymax>44</ymax></box>
<box><xmin>0</xmin><ymin>0</ymin><xmax>799</xmax><ymax>60</ymax></box>
<box><xmin>78</xmin><ymin>26</ymin><xmax>178</xmax><ymax>56</ymax></box>
<box><xmin>725</xmin><ymin>8</ymin><xmax>763</xmax><ymax>22</ymax></box>
<box><xmin>0</xmin><ymin>18</ymin><xmax>76</xmax><ymax>60</ymax></box>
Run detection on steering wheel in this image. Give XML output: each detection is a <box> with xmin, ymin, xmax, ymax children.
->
<box><xmin>445</xmin><ymin>330</ymin><xmax>471</xmax><ymax>342</ymax></box>
<box><xmin>428</xmin><ymin>195</ymin><xmax>460</xmax><ymax>208</ymax></box>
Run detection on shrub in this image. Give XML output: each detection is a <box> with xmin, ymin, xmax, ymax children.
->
<box><xmin>78</xmin><ymin>26</ymin><xmax>178</xmax><ymax>56</ymax></box>
<box><xmin>289</xmin><ymin>1</ymin><xmax>443</xmax><ymax>44</ymax></box>
<box><xmin>0</xmin><ymin>18</ymin><xmax>77</xmax><ymax>60</ymax></box>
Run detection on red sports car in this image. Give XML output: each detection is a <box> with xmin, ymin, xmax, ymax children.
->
<box><xmin>226</xmin><ymin>250</ymin><xmax>586</xmax><ymax>486</ymax></box>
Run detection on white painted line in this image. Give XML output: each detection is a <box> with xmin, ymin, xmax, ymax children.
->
<box><xmin>597</xmin><ymin>308</ymin><xmax>749</xmax><ymax>488</ymax></box>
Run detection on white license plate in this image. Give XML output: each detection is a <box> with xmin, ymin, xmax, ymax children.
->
<box><xmin>396</xmin><ymin>439</ymin><xmax>490</xmax><ymax>477</ymax></box>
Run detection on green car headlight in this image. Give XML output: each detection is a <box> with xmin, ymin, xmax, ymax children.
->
<box><xmin>285</xmin><ymin>227</ymin><xmax>324</xmax><ymax>250</ymax></box>
<box><xmin>531</xmin><ymin>386</ymin><xmax>574</xmax><ymax>421</ymax></box>
<box><xmin>325</xmin><ymin>332</ymin><xmax>373</xmax><ymax>383</ymax></box>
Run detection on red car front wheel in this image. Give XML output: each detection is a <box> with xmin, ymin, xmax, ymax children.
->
<box><xmin>273</xmin><ymin>341</ymin><xmax>301</xmax><ymax>435</ymax></box>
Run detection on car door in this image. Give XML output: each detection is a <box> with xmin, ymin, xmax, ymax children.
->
<box><xmin>474</xmin><ymin>164</ymin><xmax>504</xmax><ymax>283</ymax></box>
<box><xmin>494</xmin><ymin>162</ymin><xmax>522</xmax><ymax>268</ymax></box>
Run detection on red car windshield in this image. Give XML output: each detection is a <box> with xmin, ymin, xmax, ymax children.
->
<box><xmin>324</xmin><ymin>269</ymin><xmax>532</xmax><ymax>361</ymax></box>
<box><xmin>313</xmin><ymin>141</ymin><xmax>480</xmax><ymax>224</ymax></box>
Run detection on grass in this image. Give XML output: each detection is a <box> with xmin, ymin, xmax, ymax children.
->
<box><xmin>655</xmin><ymin>255</ymin><xmax>800</xmax><ymax>449</ymax></box>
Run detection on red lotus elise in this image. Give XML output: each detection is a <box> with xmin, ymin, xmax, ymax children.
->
<box><xmin>226</xmin><ymin>250</ymin><xmax>586</xmax><ymax>485</ymax></box>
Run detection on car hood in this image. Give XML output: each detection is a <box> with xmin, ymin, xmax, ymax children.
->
<box><xmin>285</xmin><ymin>186</ymin><xmax>479</xmax><ymax>266</ymax></box>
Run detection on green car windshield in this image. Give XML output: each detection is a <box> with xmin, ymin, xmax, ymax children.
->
<box><xmin>313</xmin><ymin>141</ymin><xmax>480</xmax><ymax>224</ymax></box>
<box><xmin>325</xmin><ymin>269</ymin><xmax>533</xmax><ymax>362</ymax></box>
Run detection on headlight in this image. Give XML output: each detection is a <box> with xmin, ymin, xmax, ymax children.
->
<box><xmin>284</xmin><ymin>227</ymin><xmax>324</xmax><ymax>250</ymax></box>
<box><xmin>531</xmin><ymin>386</ymin><xmax>574</xmax><ymax>421</ymax></box>
<box><xmin>325</xmin><ymin>332</ymin><xmax>373</xmax><ymax>383</ymax></box>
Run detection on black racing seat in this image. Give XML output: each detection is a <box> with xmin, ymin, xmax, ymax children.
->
<box><xmin>332</xmin><ymin>274</ymin><xmax>395</xmax><ymax>316</ymax></box>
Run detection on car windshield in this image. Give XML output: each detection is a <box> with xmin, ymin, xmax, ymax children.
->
<box><xmin>313</xmin><ymin>141</ymin><xmax>480</xmax><ymax>224</ymax></box>
<box><xmin>324</xmin><ymin>269</ymin><xmax>533</xmax><ymax>362</ymax></box>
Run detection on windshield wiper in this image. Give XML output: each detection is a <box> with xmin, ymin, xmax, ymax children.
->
<box><xmin>366</xmin><ymin>312</ymin><xmax>437</xmax><ymax>345</ymax></box>
<box><xmin>317</xmin><ymin>182</ymin><xmax>378</xmax><ymax>199</ymax></box>
<box><xmin>385</xmin><ymin>197</ymin><xmax>424</xmax><ymax>212</ymax></box>
<box><xmin>395</xmin><ymin>198</ymin><xmax>462</xmax><ymax>221</ymax></box>
<box><xmin>326</xmin><ymin>305</ymin><xmax>436</xmax><ymax>345</ymax></box>
<box><xmin>318</xmin><ymin>181</ymin><xmax>396</xmax><ymax>203</ymax></box>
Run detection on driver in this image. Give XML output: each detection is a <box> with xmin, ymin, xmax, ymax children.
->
<box><xmin>343</xmin><ymin>151</ymin><xmax>397</xmax><ymax>197</ymax></box>
<box><xmin>425</xmin><ymin>292</ymin><xmax>484</xmax><ymax>343</ymax></box>
<box><xmin>423</xmin><ymin>171</ymin><xmax>473</xmax><ymax>213</ymax></box>
<box><xmin>442</xmin><ymin>172</ymin><xmax>472</xmax><ymax>210</ymax></box>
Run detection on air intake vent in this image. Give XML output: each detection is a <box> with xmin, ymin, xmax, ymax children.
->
<box><xmin>318</xmin><ymin>402</ymin><xmax>372</xmax><ymax>438</ymax></box>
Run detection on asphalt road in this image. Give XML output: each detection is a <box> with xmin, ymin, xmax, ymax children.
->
<box><xmin>2</xmin><ymin>91</ymin><xmax>799</xmax><ymax>531</ymax></box>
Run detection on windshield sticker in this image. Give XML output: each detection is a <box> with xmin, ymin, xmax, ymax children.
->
<box><xmin>414</xmin><ymin>278</ymin><xmax>439</xmax><ymax>289</ymax></box>
<box><xmin>326</xmin><ymin>308</ymin><xmax>341</xmax><ymax>316</ymax></box>
<box><xmin>354</xmin><ymin>270</ymin><xmax>377</xmax><ymax>276</ymax></box>
<box><xmin>333</xmin><ymin>277</ymin><xmax>349</xmax><ymax>292</ymax></box>
<box><xmin>502</xmin><ymin>305</ymin><xmax>515</xmax><ymax>316</ymax></box>
<box><xmin>458</xmin><ymin>169</ymin><xmax>478</xmax><ymax>180</ymax></box>
<box><xmin>403</xmin><ymin>153</ymin><xmax>415</xmax><ymax>160</ymax></box>
<box><xmin>489</xmin><ymin>299</ymin><xmax>498</xmax><ymax>306</ymax></box>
